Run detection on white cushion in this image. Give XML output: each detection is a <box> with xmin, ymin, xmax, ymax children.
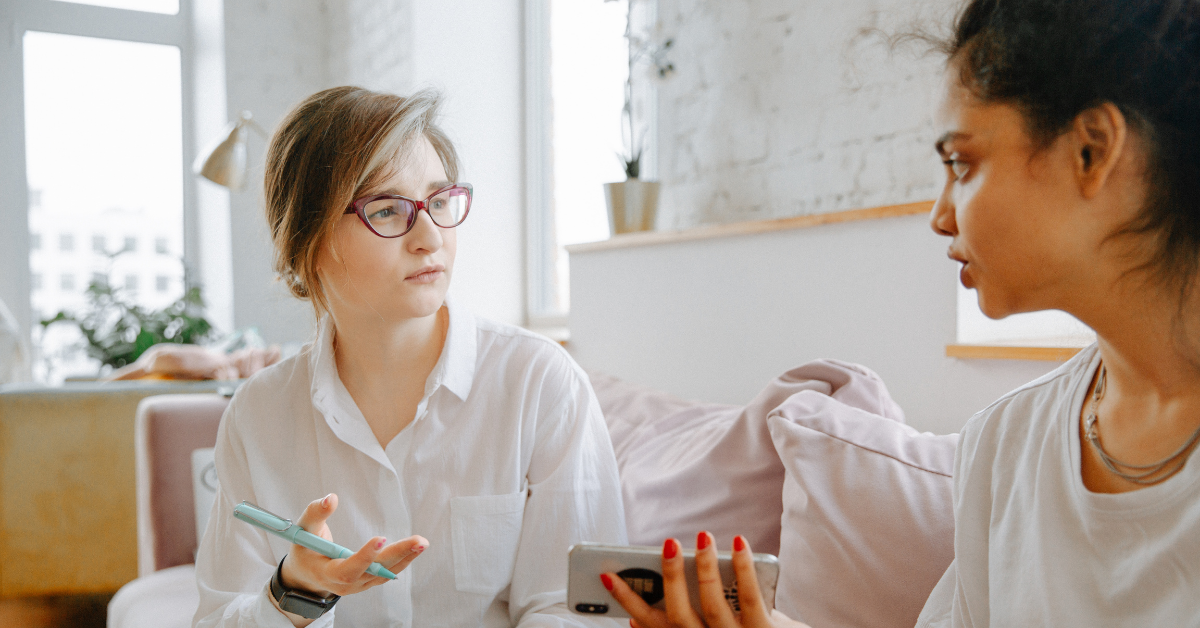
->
<box><xmin>107</xmin><ymin>564</ymin><xmax>198</xmax><ymax>628</ymax></box>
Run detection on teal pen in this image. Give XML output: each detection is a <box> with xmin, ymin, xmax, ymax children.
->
<box><xmin>233</xmin><ymin>501</ymin><xmax>397</xmax><ymax>580</ymax></box>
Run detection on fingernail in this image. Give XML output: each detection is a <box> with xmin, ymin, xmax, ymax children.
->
<box><xmin>321</xmin><ymin>494</ymin><xmax>332</xmax><ymax>508</ymax></box>
<box><xmin>601</xmin><ymin>573</ymin><xmax>614</xmax><ymax>591</ymax></box>
<box><xmin>412</xmin><ymin>544</ymin><xmax>426</xmax><ymax>554</ymax></box>
<box><xmin>375</xmin><ymin>538</ymin><xmax>386</xmax><ymax>550</ymax></box>
<box><xmin>733</xmin><ymin>535</ymin><xmax>745</xmax><ymax>552</ymax></box>
<box><xmin>663</xmin><ymin>538</ymin><xmax>678</xmax><ymax>559</ymax></box>
<box><xmin>697</xmin><ymin>531</ymin><xmax>710</xmax><ymax>550</ymax></box>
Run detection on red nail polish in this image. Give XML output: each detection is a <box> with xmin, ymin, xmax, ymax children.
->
<box><xmin>663</xmin><ymin>538</ymin><xmax>678</xmax><ymax>559</ymax></box>
<box><xmin>697</xmin><ymin>531</ymin><xmax>710</xmax><ymax>550</ymax></box>
<box><xmin>601</xmin><ymin>573</ymin><xmax>614</xmax><ymax>591</ymax></box>
<box><xmin>733</xmin><ymin>535</ymin><xmax>745</xmax><ymax>552</ymax></box>
<box><xmin>376</xmin><ymin>538</ymin><xmax>386</xmax><ymax>550</ymax></box>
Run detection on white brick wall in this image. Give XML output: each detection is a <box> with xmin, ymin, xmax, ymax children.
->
<box><xmin>656</xmin><ymin>0</ymin><xmax>957</xmax><ymax>228</ymax></box>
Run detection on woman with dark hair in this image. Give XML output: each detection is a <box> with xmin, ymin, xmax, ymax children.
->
<box><xmin>603</xmin><ymin>0</ymin><xmax>1200</xmax><ymax>626</ymax></box>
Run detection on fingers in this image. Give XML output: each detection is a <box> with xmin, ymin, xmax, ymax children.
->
<box><xmin>730</xmin><ymin>536</ymin><xmax>769</xmax><ymax>627</ymax></box>
<box><xmin>296</xmin><ymin>494</ymin><xmax>337</xmax><ymax>539</ymax></box>
<box><xmin>603</xmin><ymin>570</ymin><xmax>669</xmax><ymax>628</ymax></box>
<box><xmin>695</xmin><ymin>531</ymin><xmax>738</xmax><ymax>628</ymax></box>
<box><xmin>376</xmin><ymin>535</ymin><xmax>429</xmax><ymax>574</ymax></box>
<box><xmin>328</xmin><ymin>535</ymin><xmax>389</xmax><ymax>583</ymax></box>
<box><xmin>660</xmin><ymin>538</ymin><xmax>705</xmax><ymax>628</ymax></box>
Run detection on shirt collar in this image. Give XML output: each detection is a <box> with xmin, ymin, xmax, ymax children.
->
<box><xmin>437</xmin><ymin>294</ymin><xmax>477</xmax><ymax>401</ymax></box>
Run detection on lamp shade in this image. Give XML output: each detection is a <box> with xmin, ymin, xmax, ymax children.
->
<box><xmin>193</xmin><ymin>111</ymin><xmax>266</xmax><ymax>191</ymax></box>
<box><xmin>193</xmin><ymin>120</ymin><xmax>248</xmax><ymax>190</ymax></box>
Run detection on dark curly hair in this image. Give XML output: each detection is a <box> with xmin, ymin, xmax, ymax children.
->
<box><xmin>943</xmin><ymin>0</ymin><xmax>1200</xmax><ymax>298</ymax></box>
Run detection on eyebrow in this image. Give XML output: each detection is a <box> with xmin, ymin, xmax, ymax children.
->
<box><xmin>934</xmin><ymin>132</ymin><xmax>969</xmax><ymax>157</ymax></box>
<box><xmin>426</xmin><ymin>180</ymin><xmax>454</xmax><ymax>194</ymax></box>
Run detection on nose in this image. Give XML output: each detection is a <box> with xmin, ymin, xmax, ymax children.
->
<box><xmin>404</xmin><ymin>208</ymin><xmax>444</xmax><ymax>254</ymax></box>
<box><xmin>929</xmin><ymin>184</ymin><xmax>957</xmax><ymax>237</ymax></box>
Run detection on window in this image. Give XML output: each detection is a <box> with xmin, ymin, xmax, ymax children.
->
<box><xmin>526</xmin><ymin>0</ymin><xmax>655</xmax><ymax>325</ymax></box>
<box><xmin>124</xmin><ymin>274</ymin><xmax>138</xmax><ymax>292</ymax></box>
<box><xmin>155</xmin><ymin>237</ymin><xmax>169</xmax><ymax>255</ymax></box>
<box><xmin>156</xmin><ymin>275</ymin><xmax>169</xmax><ymax>292</ymax></box>
<box><xmin>123</xmin><ymin>236</ymin><xmax>138</xmax><ymax>253</ymax></box>
<box><xmin>92</xmin><ymin>272</ymin><xmax>107</xmax><ymax>287</ymax></box>
<box><xmin>3</xmin><ymin>0</ymin><xmax>216</xmax><ymax>382</ymax></box>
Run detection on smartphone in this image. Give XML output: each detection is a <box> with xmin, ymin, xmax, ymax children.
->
<box><xmin>567</xmin><ymin>542</ymin><xmax>779</xmax><ymax>619</ymax></box>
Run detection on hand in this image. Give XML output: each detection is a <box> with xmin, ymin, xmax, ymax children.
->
<box><xmin>602</xmin><ymin>532</ymin><xmax>810</xmax><ymax>628</ymax></box>
<box><xmin>278</xmin><ymin>493</ymin><xmax>428</xmax><ymax>602</ymax></box>
<box><xmin>227</xmin><ymin>346</ymin><xmax>282</xmax><ymax>378</ymax></box>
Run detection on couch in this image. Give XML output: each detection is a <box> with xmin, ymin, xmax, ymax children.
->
<box><xmin>109</xmin><ymin>361</ymin><xmax>959</xmax><ymax>628</ymax></box>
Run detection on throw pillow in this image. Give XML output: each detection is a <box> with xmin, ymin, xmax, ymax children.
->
<box><xmin>769</xmin><ymin>392</ymin><xmax>957</xmax><ymax>628</ymax></box>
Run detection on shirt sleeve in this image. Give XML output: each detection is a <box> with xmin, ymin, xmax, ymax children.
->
<box><xmin>192</xmin><ymin>395</ymin><xmax>336</xmax><ymax>628</ymax></box>
<box><xmin>506</xmin><ymin>356</ymin><xmax>628</xmax><ymax>628</ymax></box>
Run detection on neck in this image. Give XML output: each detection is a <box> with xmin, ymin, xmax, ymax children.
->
<box><xmin>329</xmin><ymin>305</ymin><xmax>448</xmax><ymax>397</ymax></box>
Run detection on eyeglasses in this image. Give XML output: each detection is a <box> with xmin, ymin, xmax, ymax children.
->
<box><xmin>345</xmin><ymin>183</ymin><xmax>473</xmax><ymax>238</ymax></box>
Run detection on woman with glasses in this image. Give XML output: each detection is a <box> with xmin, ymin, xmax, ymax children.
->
<box><xmin>193</xmin><ymin>87</ymin><xmax>626</xmax><ymax>628</ymax></box>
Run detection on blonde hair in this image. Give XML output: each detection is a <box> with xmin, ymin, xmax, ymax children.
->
<box><xmin>263</xmin><ymin>86</ymin><xmax>460</xmax><ymax>317</ymax></box>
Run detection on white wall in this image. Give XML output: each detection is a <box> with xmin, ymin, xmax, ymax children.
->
<box><xmin>569</xmin><ymin>215</ymin><xmax>1059</xmax><ymax>436</ymax></box>
<box><xmin>655</xmin><ymin>0</ymin><xmax>954</xmax><ymax>228</ymax></box>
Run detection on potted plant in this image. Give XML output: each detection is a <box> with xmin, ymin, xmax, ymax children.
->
<box><xmin>41</xmin><ymin>278</ymin><xmax>216</xmax><ymax>374</ymax></box>
<box><xmin>603</xmin><ymin>0</ymin><xmax>673</xmax><ymax>235</ymax></box>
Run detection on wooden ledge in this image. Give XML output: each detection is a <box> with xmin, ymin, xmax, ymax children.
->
<box><xmin>566</xmin><ymin>200</ymin><xmax>934</xmax><ymax>254</ymax></box>
<box><xmin>946</xmin><ymin>344</ymin><xmax>1085</xmax><ymax>362</ymax></box>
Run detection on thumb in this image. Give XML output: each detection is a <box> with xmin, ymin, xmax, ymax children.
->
<box><xmin>296</xmin><ymin>493</ymin><xmax>338</xmax><ymax>538</ymax></box>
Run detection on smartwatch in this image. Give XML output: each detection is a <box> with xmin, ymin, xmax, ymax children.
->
<box><xmin>270</xmin><ymin>555</ymin><xmax>340</xmax><ymax>620</ymax></box>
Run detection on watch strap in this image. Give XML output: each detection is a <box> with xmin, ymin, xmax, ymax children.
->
<box><xmin>270</xmin><ymin>555</ymin><xmax>340</xmax><ymax>620</ymax></box>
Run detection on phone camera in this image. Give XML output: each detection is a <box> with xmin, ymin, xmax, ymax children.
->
<box><xmin>574</xmin><ymin>603</ymin><xmax>609</xmax><ymax>614</ymax></box>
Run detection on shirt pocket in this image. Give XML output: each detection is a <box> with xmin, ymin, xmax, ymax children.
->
<box><xmin>450</xmin><ymin>491</ymin><xmax>528</xmax><ymax>596</ymax></box>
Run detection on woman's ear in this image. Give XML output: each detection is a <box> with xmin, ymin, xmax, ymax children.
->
<box><xmin>1073</xmin><ymin>102</ymin><xmax>1129</xmax><ymax>199</ymax></box>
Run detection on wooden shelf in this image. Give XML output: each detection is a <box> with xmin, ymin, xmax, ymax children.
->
<box><xmin>567</xmin><ymin>200</ymin><xmax>933</xmax><ymax>254</ymax></box>
<box><xmin>945</xmin><ymin>344</ymin><xmax>1085</xmax><ymax>362</ymax></box>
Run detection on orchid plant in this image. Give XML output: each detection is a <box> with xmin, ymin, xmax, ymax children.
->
<box><xmin>606</xmin><ymin>0</ymin><xmax>674</xmax><ymax>179</ymax></box>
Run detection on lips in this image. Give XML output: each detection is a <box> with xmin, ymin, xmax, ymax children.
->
<box><xmin>405</xmin><ymin>264</ymin><xmax>445</xmax><ymax>283</ymax></box>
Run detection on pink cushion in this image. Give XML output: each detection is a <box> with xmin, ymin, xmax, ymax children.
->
<box><xmin>769</xmin><ymin>391</ymin><xmax>957</xmax><ymax>628</ymax></box>
<box><xmin>135</xmin><ymin>394</ymin><xmax>230</xmax><ymax>575</ymax></box>
<box><xmin>590</xmin><ymin>361</ymin><xmax>905</xmax><ymax>556</ymax></box>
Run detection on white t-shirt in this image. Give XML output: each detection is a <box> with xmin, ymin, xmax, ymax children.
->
<box><xmin>193</xmin><ymin>300</ymin><xmax>627</xmax><ymax>628</ymax></box>
<box><xmin>917</xmin><ymin>345</ymin><xmax>1200</xmax><ymax>627</ymax></box>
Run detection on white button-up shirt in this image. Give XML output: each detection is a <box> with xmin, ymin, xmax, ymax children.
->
<box><xmin>194</xmin><ymin>300</ymin><xmax>627</xmax><ymax>627</ymax></box>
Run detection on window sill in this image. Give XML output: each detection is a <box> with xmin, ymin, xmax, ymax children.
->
<box><xmin>945</xmin><ymin>344</ymin><xmax>1086</xmax><ymax>362</ymax></box>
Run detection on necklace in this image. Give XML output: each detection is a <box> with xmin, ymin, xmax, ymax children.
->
<box><xmin>1084</xmin><ymin>363</ymin><xmax>1200</xmax><ymax>485</ymax></box>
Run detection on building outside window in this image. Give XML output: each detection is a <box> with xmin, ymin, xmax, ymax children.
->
<box><xmin>92</xmin><ymin>234</ymin><xmax>105</xmax><ymax>253</ymax></box>
<box><xmin>155</xmin><ymin>236</ymin><xmax>169</xmax><ymax>255</ymax></box>
<box><xmin>58</xmin><ymin>233</ymin><xmax>74</xmax><ymax>252</ymax></box>
<box><xmin>60</xmin><ymin>274</ymin><xmax>74</xmax><ymax>291</ymax></box>
<box><xmin>124</xmin><ymin>274</ymin><xmax>138</xmax><ymax>292</ymax></box>
<box><xmin>156</xmin><ymin>275</ymin><xmax>169</xmax><ymax>292</ymax></box>
<box><xmin>123</xmin><ymin>235</ymin><xmax>138</xmax><ymax>253</ymax></box>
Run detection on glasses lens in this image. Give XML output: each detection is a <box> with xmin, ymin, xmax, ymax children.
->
<box><xmin>362</xmin><ymin>198</ymin><xmax>415</xmax><ymax>236</ymax></box>
<box><xmin>427</xmin><ymin>187</ymin><xmax>470</xmax><ymax>227</ymax></box>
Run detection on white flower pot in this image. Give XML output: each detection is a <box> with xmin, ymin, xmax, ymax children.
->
<box><xmin>603</xmin><ymin>179</ymin><xmax>660</xmax><ymax>235</ymax></box>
